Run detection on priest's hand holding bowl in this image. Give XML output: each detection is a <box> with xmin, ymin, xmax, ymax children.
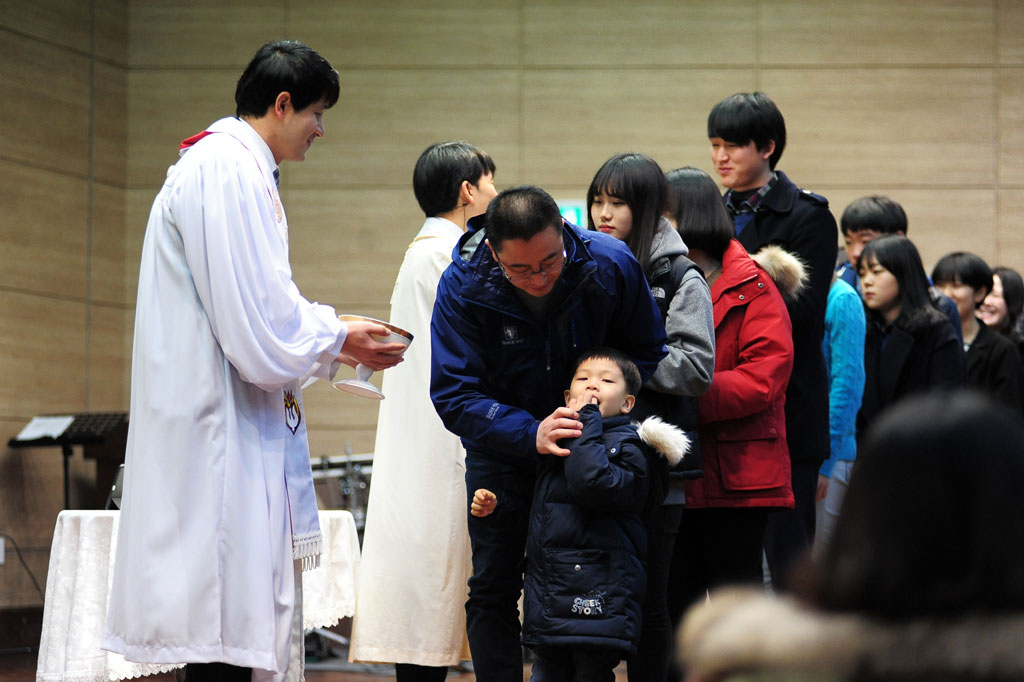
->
<box><xmin>337</xmin><ymin>319</ymin><xmax>408</xmax><ymax>370</ymax></box>
<box><xmin>333</xmin><ymin>315</ymin><xmax>414</xmax><ymax>399</ymax></box>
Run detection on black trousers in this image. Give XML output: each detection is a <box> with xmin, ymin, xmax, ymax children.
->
<box><xmin>666</xmin><ymin>506</ymin><xmax>770</xmax><ymax>682</ymax></box>
<box><xmin>464</xmin><ymin>460</ymin><xmax>533</xmax><ymax>682</ymax></box>
<box><xmin>668</xmin><ymin>506</ymin><xmax>771</xmax><ymax>619</ymax></box>
<box><xmin>763</xmin><ymin>460</ymin><xmax>820</xmax><ymax>592</ymax></box>
<box><xmin>531</xmin><ymin>646</ymin><xmax>621</xmax><ymax>682</ymax></box>
<box><xmin>627</xmin><ymin>503</ymin><xmax>684</xmax><ymax>682</ymax></box>
<box><xmin>183</xmin><ymin>663</ymin><xmax>251</xmax><ymax>682</ymax></box>
<box><xmin>396</xmin><ymin>663</ymin><xmax>449</xmax><ymax>681</ymax></box>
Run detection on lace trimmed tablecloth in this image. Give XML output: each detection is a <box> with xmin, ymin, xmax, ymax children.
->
<box><xmin>36</xmin><ymin>509</ymin><xmax>361</xmax><ymax>682</ymax></box>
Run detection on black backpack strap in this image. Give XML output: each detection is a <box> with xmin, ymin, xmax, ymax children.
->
<box><xmin>648</xmin><ymin>254</ymin><xmax>703</xmax><ymax>321</ymax></box>
<box><xmin>638</xmin><ymin>252</ymin><xmax>706</xmax><ymax>479</ymax></box>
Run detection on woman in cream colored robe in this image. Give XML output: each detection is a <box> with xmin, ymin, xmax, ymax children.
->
<box><xmin>349</xmin><ymin>216</ymin><xmax>472</xmax><ymax>668</ymax></box>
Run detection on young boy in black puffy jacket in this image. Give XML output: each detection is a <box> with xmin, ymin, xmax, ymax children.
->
<box><xmin>472</xmin><ymin>347</ymin><xmax>688</xmax><ymax>681</ymax></box>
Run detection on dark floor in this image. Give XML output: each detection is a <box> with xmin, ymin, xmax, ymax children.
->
<box><xmin>0</xmin><ymin>650</ymin><xmax>630</xmax><ymax>681</ymax></box>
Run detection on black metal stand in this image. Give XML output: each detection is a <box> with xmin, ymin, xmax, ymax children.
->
<box><xmin>61</xmin><ymin>444</ymin><xmax>73</xmax><ymax>510</ymax></box>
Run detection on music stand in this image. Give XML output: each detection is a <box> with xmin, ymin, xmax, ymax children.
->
<box><xmin>8</xmin><ymin>412</ymin><xmax>129</xmax><ymax>509</ymax></box>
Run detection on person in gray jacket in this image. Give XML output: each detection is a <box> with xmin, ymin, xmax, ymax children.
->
<box><xmin>587</xmin><ymin>153</ymin><xmax>715</xmax><ymax>682</ymax></box>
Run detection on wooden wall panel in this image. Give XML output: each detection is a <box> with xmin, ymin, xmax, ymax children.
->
<box><xmin>523</xmin><ymin>0</ymin><xmax>756</xmax><ymax>66</ymax></box>
<box><xmin>0</xmin><ymin>0</ymin><xmax>129</xmax><ymax>610</ymax></box>
<box><xmin>761</xmin><ymin>1</ymin><xmax>993</xmax><ymax>65</ymax></box>
<box><xmin>126</xmin><ymin>69</ymin><xmax>241</xmax><ymax>189</ymax></box>
<box><xmin>286</xmin><ymin>69</ymin><xmax>523</xmax><ymax>189</ymax></box>
<box><xmin>0</xmin><ymin>161</ymin><xmax>89</xmax><ymax>298</ymax></box>
<box><xmin>306</xmin><ymin>368</ymin><xmax>385</xmax><ymax>466</ymax></box>
<box><xmin>0</xmin><ymin>31</ymin><xmax>91</xmax><ymax>178</ymax></box>
<box><xmin>304</xmin><ymin>377</ymin><xmax>384</xmax><ymax>440</ymax></box>
<box><xmin>998</xmin><ymin>0</ymin><xmax>1024</xmax><ymax>64</ymax></box>
<box><xmin>825</xmin><ymin>188</ymin><xmax>996</xmax><ymax>271</ymax></box>
<box><xmin>94</xmin><ymin>62</ymin><xmax>128</xmax><ymax>187</ymax></box>
<box><xmin>999</xmin><ymin>68</ymin><xmax>1024</xmax><ymax>185</ymax></box>
<box><xmin>284</xmin><ymin>188</ymin><xmax>422</xmax><ymax>310</ymax></box>
<box><xmin>0</xmin><ymin>0</ymin><xmax>92</xmax><ymax>54</ymax></box>
<box><xmin>91</xmin><ymin>183</ymin><xmax>127</xmax><ymax>306</ymax></box>
<box><xmin>307</xmin><ymin>427</ymin><xmax>376</xmax><ymax>462</ymax></box>
<box><xmin>291</xmin><ymin>0</ymin><xmax>520</xmax><ymax>67</ymax></box>
<box><xmin>912</xmin><ymin>192</ymin><xmax>994</xmax><ymax>275</ymax></box>
<box><xmin>96</xmin><ymin>0</ymin><xmax>129</xmax><ymax>66</ymax></box>
<box><xmin>998</xmin><ymin>190</ymin><xmax>1024</xmax><ymax>269</ymax></box>
<box><xmin>129</xmin><ymin>0</ymin><xmax>286</xmax><ymax>68</ymax></box>
<box><xmin>761</xmin><ymin>69</ymin><xmax>995</xmax><ymax>187</ymax></box>
<box><xmin>87</xmin><ymin>304</ymin><xmax>131</xmax><ymax>411</ymax></box>
<box><xmin>0</xmin><ymin>292</ymin><xmax>88</xmax><ymax>418</ymax></box>
<box><xmin>123</xmin><ymin>189</ymin><xmax>155</xmax><ymax>307</ymax></box>
<box><xmin>522</xmin><ymin>69</ymin><xmax>756</xmax><ymax>189</ymax></box>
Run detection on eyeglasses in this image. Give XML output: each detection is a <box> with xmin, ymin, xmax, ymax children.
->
<box><xmin>495</xmin><ymin>250</ymin><xmax>567</xmax><ymax>284</ymax></box>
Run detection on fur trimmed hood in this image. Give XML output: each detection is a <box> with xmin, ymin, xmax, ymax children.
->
<box><xmin>636</xmin><ymin>416</ymin><xmax>689</xmax><ymax>468</ymax></box>
<box><xmin>751</xmin><ymin>244</ymin><xmax>807</xmax><ymax>300</ymax></box>
<box><xmin>680</xmin><ymin>587</ymin><xmax>1024</xmax><ymax>682</ymax></box>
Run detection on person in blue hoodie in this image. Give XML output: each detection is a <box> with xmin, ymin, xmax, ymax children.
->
<box><xmin>431</xmin><ymin>186</ymin><xmax>667</xmax><ymax>682</ymax></box>
<box><xmin>471</xmin><ymin>348</ymin><xmax>688</xmax><ymax>682</ymax></box>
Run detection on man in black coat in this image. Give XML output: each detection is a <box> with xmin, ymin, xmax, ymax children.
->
<box><xmin>707</xmin><ymin>92</ymin><xmax>838</xmax><ymax>590</ymax></box>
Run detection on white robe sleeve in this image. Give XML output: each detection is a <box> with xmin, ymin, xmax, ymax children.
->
<box><xmin>169</xmin><ymin>150</ymin><xmax>345</xmax><ymax>392</ymax></box>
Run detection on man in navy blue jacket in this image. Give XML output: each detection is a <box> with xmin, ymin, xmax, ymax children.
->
<box><xmin>430</xmin><ymin>185</ymin><xmax>667</xmax><ymax>682</ymax></box>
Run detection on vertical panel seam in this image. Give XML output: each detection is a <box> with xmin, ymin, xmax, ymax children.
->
<box><xmin>85</xmin><ymin>0</ymin><xmax>97</xmax><ymax>410</ymax></box>
<box><xmin>519</xmin><ymin>0</ymin><xmax>526</xmax><ymax>183</ymax></box>
<box><xmin>755</xmin><ymin>0</ymin><xmax>763</xmax><ymax>89</ymax></box>
<box><xmin>993</xmin><ymin>0</ymin><xmax>1001</xmax><ymax>257</ymax></box>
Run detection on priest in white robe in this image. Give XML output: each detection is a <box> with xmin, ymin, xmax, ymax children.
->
<box><xmin>102</xmin><ymin>41</ymin><xmax>405</xmax><ymax>682</ymax></box>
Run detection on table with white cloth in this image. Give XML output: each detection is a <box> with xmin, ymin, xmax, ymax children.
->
<box><xmin>35</xmin><ymin>509</ymin><xmax>361</xmax><ymax>682</ymax></box>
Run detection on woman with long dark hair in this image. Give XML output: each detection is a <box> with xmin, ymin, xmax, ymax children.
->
<box><xmin>856</xmin><ymin>235</ymin><xmax>966</xmax><ymax>442</ymax></box>
<box><xmin>981</xmin><ymin>266</ymin><xmax>1024</xmax><ymax>348</ymax></box>
<box><xmin>587</xmin><ymin>153</ymin><xmax>715</xmax><ymax>682</ymax></box>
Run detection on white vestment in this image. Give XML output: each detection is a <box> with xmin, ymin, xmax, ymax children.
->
<box><xmin>102</xmin><ymin>116</ymin><xmax>346</xmax><ymax>679</ymax></box>
<box><xmin>349</xmin><ymin>217</ymin><xmax>472</xmax><ymax>666</ymax></box>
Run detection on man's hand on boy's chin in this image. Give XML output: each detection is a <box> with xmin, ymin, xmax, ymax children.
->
<box><xmin>536</xmin><ymin>406</ymin><xmax>583</xmax><ymax>457</ymax></box>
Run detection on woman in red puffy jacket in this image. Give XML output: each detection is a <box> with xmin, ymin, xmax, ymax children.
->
<box><xmin>666</xmin><ymin>168</ymin><xmax>802</xmax><ymax>638</ymax></box>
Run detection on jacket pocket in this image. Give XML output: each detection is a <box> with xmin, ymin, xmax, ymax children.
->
<box><xmin>714</xmin><ymin>410</ymin><xmax>787</xmax><ymax>491</ymax></box>
<box><xmin>542</xmin><ymin>548</ymin><xmax>611</xmax><ymax>620</ymax></box>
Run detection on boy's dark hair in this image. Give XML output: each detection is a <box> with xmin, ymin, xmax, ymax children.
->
<box><xmin>707</xmin><ymin>92</ymin><xmax>786</xmax><ymax>170</ymax></box>
<box><xmin>840</xmin><ymin>196</ymin><xmax>908</xmax><ymax>237</ymax></box>
<box><xmin>485</xmin><ymin>186</ymin><xmax>563</xmax><ymax>251</ymax></box>
<box><xmin>413</xmin><ymin>141</ymin><xmax>496</xmax><ymax>218</ymax></box>
<box><xmin>235</xmin><ymin>40</ymin><xmax>340</xmax><ymax>118</ymax></box>
<box><xmin>858</xmin><ymin>235</ymin><xmax>944</xmax><ymax>333</ymax></box>
<box><xmin>666</xmin><ymin>166</ymin><xmax>734</xmax><ymax>261</ymax></box>
<box><xmin>931</xmin><ymin>252</ymin><xmax>994</xmax><ymax>303</ymax></box>
<box><xmin>572</xmin><ymin>347</ymin><xmax>642</xmax><ymax>396</ymax></box>
<box><xmin>586</xmin><ymin>153</ymin><xmax>667</xmax><ymax>278</ymax></box>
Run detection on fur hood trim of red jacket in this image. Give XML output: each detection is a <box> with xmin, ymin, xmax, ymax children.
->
<box><xmin>751</xmin><ymin>244</ymin><xmax>807</xmax><ymax>301</ymax></box>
